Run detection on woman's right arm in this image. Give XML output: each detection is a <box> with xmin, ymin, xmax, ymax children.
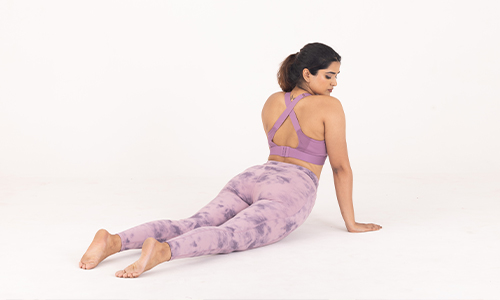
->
<box><xmin>324</xmin><ymin>97</ymin><xmax>382</xmax><ymax>233</ymax></box>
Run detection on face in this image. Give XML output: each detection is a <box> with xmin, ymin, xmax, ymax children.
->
<box><xmin>303</xmin><ymin>61</ymin><xmax>341</xmax><ymax>95</ymax></box>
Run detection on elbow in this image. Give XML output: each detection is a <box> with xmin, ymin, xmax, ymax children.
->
<box><xmin>331</xmin><ymin>164</ymin><xmax>352</xmax><ymax>175</ymax></box>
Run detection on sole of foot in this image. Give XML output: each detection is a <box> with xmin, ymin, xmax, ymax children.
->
<box><xmin>79</xmin><ymin>229</ymin><xmax>121</xmax><ymax>270</ymax></box>
<box><xmin>115</xmin><ymin>237</ymin><xmax>171</xmax><ymax>278</ymax></box>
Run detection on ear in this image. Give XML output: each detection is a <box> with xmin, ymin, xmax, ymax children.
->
<box><xmin>302</xmin><ymin>68</ymin><xmax>311</xmax><ymax>83</ymax></box>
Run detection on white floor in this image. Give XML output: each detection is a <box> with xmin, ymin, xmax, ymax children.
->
<box><xmin>1</xmin><ymin>172</ymin><xmax>499</xmax><ymax>300</ymax></box>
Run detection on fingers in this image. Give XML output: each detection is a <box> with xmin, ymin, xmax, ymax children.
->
<box><xmin>368</xmin><ymin>223</ymin><xmax>382</xmax><ymax>231</ymax></box>
<box><xmin>348</xmin><ymin>222</ymin><xmax>382</xmax><ymax>233</ymax></box>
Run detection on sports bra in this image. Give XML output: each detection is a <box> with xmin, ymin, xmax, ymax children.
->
<box><xmin>267</xmin><ymin>92</ymin><xmax>328</xmax><ymax>165</ymax></box>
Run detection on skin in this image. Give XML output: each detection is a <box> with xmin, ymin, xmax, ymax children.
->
<box><xmin>79</xmin><ymin>61</ymin><xmax>381</xmax><ymax>278</ymax></box>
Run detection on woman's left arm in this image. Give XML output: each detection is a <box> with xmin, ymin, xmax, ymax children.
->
<box><xmin>323</xmin><ymin>96</ymin><xmax>382</xmax><ymax>233</ymax></box>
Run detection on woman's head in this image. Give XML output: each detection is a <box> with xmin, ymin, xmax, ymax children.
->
<box><xmin>277</xmin><ymin>42</ymin><xmax>341</xmax><ymax>95</ymax></box>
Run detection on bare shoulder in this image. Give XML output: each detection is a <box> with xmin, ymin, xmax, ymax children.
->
<box><xmin>309</xmin><ymin>95</ymin><xmax>344</xmax><ymax>118</ymax></box>
<box><xmin>315</xmin><ymin>94</ymin><xmax>342</xmax><ymax>107</ymax></box>
<box><xmin>262</xmin><ymin>91</ymin><xmax>286</xmax><ymax>114</ymax></box>
<box><xmin>264</xmin><ymin>91</ymin><xmax>285</xmax><ymax>105</ymax></box>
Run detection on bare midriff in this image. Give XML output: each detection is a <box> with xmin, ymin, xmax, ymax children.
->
<box><xmin>268</xmin><ymin>155</ymin><xmax>323</xmax><ymax>180</ymax></box>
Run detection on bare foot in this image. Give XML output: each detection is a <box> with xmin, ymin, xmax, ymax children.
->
<box><xmin>115</xmin><ymin>237</ymin><xmax>171</xmax><ymax>278</ymax></box>
<box><xmin>79</xmin><ymin>229</ymin><xmax>121</xmax><ymax>270</ymax></box>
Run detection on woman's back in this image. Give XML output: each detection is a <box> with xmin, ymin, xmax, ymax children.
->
<box><xmin>262</xmin><ymin>91</ymin><xmax>336</xmax><ymax>179</ymax></box>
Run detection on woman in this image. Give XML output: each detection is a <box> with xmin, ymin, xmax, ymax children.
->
<box><xmin>79</xmin><ymin>42</ymin><xmax>382</xmax><ymax>278</ymax></box>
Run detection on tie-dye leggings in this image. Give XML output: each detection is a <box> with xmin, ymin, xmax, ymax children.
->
<box><xmin>117</xmin><ymin>160</ymin><xmax>319</xmax><ymax>260</ymax></box>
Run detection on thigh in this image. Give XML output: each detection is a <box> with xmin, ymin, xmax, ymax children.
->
<box><xmin>185</xmin><ymin>164</ymin><xmax>264</xmax><ymax>226</ymax></box>
<box><xmin>217</xmin><ymin>197</ymin><xmax>315</xmax><ymax>252</ymax></box>
<box><xmin>188</xmin><ymin>188</ymin><xmax>250</xmax><ymax>227</ymax></box>
<box><xmin>166</xmin><ymin>165</ymin><xmax>318</xmax><ymax>259</ymax></box>
<box><xmin>221</xmin><ymin>165</ymin><xmax>318</xmax><ymax>247</ymax></box>
<box><xmin>118</xmin><ymin>183</ymin><xmax>250</xmax><ymax>251</ymax></box>
<box><xmin>167</xmin><ymin>200</ymin><xmax>305</xmax><ymax>259</ymax></box>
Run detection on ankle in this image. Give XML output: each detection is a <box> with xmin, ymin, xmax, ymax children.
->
<box><xmin>164</xmin><ymin>242</ymin><xmax>172</xmax><ymax>261</ymax></box>
<box><xmin>110</xmin><ymin>234</ymin><xmax>122</xmax><ymax>253</ymax></box>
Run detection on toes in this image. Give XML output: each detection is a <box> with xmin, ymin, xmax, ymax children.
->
<box><xmin>118</xmin><ymin>268</ymin><xmax>133</xmax><ymax>278</ymax></box>
<box><xmin>84</xmin><ymin>261</ymin><xmax>95</xmax><ymax>269</ymax></box>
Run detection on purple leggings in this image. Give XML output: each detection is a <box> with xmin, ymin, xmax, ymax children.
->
<box><xmin>117</xmin><ymin>161</ymin><xmax>318</xmax><ymax>260</ymax></box>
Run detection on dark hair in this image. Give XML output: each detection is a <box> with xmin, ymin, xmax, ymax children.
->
<box><xmin>277</xmin><ymin>42</ymin><xmax>341</xmax><ymax>92</ymax></box>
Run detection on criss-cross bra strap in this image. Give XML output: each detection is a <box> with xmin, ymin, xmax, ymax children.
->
<box><xmin>274</xmin><ymin>92</ymin><xmax>310</xmax><ymax>129</ymax></box>
<box><xmin>267</xmin><ymin>92</ymin><xmax>311</xmax><ymax>143</ymax></box>
<box><xmin>286</xmin><ymin>93</ymin><xmax>310</xmax><ymax>132</ymax></box>
<box><xmin>267</xmin><ymin>92</ymin><xmax>327</xmax><ymax>165</ymax></box>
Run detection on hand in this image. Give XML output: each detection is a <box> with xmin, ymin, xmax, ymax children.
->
<box><xmin>346</xmin><ymin>222</ymin><xmax>382</xmax><ymax>233</ymax></box>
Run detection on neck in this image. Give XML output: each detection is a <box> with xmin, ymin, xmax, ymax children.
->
<box><xmin>291</xmin><ymin>85</ymin><xmax>315</xmax><ymax>99</ymax></box>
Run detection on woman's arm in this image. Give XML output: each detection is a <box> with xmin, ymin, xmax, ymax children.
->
<box><xmin>324</xmin><ymin>97</ymin><xmax>382</xmax><ymax>233</ymax></box>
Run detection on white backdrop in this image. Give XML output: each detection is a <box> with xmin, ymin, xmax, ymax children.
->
<box><xmin>2</xmin><ymin>2</ymin><xmax>500</xmax><ymax>299</ymax></box>
<box><xmin>1</xmin><ymin>0</ymin><xmax>499</xmax><ymax>180</ymax></box>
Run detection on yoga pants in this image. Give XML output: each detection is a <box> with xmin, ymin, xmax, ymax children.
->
<box><xmin>117</xmin><ymin>160</ymin><xmax>319</xmax><ymax>260</ymax></box>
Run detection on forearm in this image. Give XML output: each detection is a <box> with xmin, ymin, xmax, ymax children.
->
<box><xmin>332</xmin><ymin>166</ymin><xmax>355</xmax><ymax>228</ymax></box>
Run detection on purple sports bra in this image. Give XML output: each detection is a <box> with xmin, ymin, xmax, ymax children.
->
<box><xmin>267</xmin><ymin>92</ymin><xmax>327</xmax><ymax>165</ymax></box>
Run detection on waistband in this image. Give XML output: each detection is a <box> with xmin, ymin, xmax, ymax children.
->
<box><xmin>264</xmin><ymin>160</ymin><xmax>319</xmax><ymax>188</ymax></box>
